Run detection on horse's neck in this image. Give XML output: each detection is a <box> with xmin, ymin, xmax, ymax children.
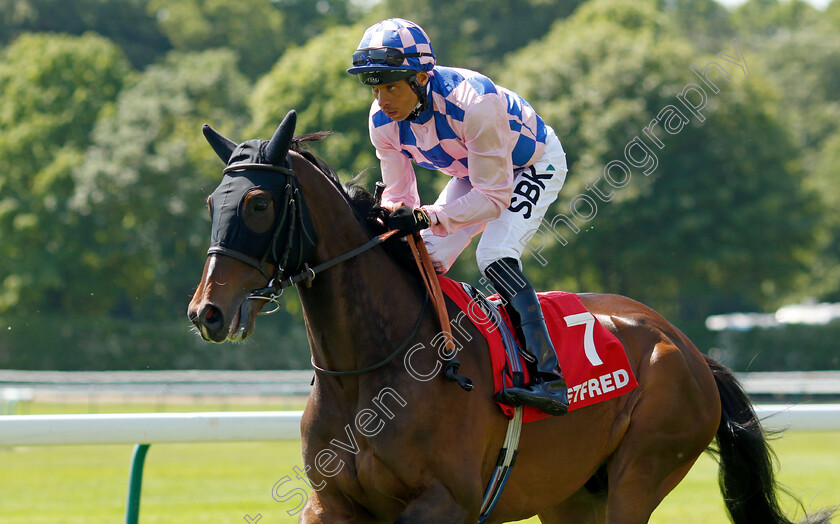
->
<box><xmin>292</xmin><ymin>155</ymin><xmax>424</xmax><ymax>386</ymax></box>
<box><xmin>298</xmin><ymin>247</ymin><xmax>424</xmax><ymax>402</ymax></box>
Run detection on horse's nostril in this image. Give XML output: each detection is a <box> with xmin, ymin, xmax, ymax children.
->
<box><xmin>200</xmin><ymin>304</ymin><xmax>224</xmax><ymax>330</ymax></box>
<box><xmin>206</xmin><ymin>306</ymin><xmax>220</xmax><ymax>323</ymax></box>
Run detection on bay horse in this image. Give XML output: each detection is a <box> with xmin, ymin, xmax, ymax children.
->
<box><xmin>188</xmin><ymin>111</ymin><xmax>834</xmax><ymax>523</ymax></box>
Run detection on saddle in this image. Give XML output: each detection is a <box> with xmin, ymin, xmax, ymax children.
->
<box><xmin>434</xmin><ymin>274</ymin><xmax>637</xmax><ymax>423</ymax></box>
<box><xmin>403</xmin><ymin>230</ymin><xmax>636</xmax><ymax>422</ymax></box>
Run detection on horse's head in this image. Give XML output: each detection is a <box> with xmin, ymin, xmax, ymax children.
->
<box><xmin>188</xmin><ymin>111</ymin><xmax>318</xmax><ymax>342</ymax></box>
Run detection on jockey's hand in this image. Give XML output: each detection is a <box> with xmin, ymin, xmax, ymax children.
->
<box><xmin>386</xmin><ymin>206</ymin><xmax>431</xmax><ymax>236</ymax></box>
<box><xmin>379</xmin><ymin>202</ymin><xmax>399</xmax><ymax>213</ymax></box>
<box><xmin>430</xmin><ymin>256</ymin><xmax>445</xmax><ymax>275</ymax></box>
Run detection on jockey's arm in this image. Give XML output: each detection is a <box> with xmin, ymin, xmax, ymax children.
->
<box><xmin>370</xmin><ymin>112</ymin><xmax>422</xmax><ymax>211</ymax></box>
<box><xmin>377</xmin><ymin>148</ymin><xmax>419</xmax><ymax>212</ymax></box>
<box><xmin>423</xmin><ymin>95</ymin><xmax>514</xmax><ymax>235</ymax></box>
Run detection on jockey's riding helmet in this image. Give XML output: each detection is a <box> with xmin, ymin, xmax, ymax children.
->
<box><xmin>347</xmin><ymin>18</ymin><xmax>435</xmax><ymax>87</ymax></box>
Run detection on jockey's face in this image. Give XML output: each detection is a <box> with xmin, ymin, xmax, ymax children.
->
<box><xmin>370</xmin><ymin>72</ymin><xmax>428</xmax><ymax>121</ymax></box>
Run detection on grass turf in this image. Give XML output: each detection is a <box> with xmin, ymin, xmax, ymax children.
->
<box><xmin>2</xmin><ymin>408</ymin><xmax>837</xmax><ymax>523</ymax></box>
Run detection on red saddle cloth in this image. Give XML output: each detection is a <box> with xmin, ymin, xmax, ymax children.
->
<box><xmin>439</xmin><ymin>276</ymin><xmax>637</xmax><ymax>423</ymax></box>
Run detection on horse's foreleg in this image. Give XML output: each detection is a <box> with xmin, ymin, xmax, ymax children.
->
<box><xmin>394</xmin><ymin>480</ymin><xmax>475</xmax><ymax>524</ymax></box>
<box><xmin>538</xmin><ymin>486</ymin><xmax>607</xmax><ymax>524</ymax></box>
<box><xmin>297</xmin><ymin>491</ymin><xmax>382</xmax><ymax>524</ymax></box>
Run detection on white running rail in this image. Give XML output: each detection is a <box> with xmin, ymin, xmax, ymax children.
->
<box><xmin>1</xmin><ymin>404</ymin><xmax>839</xmax><ymax>447</ymax></box>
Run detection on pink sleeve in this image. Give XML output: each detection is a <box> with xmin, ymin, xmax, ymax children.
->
<box><xmin>369</xmin><ymin>109</ymin><xmax>421</xmax><ymax>209</ymax></box>
<box><xmin>424</xmin><ymin>95</ymin><xmax>513</xmax><ymax>235</ymax></box>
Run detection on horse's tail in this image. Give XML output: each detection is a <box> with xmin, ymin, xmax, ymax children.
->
<box><xmin>705</xmin><ymin>356</ymin><xmax>836</xmax><ymax>524</ymax></box>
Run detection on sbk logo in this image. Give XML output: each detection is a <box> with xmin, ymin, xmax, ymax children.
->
<box><xmin>509</xmin><ymin>166</ymin><xmax>553</xmax><ymax>219</ymax></box>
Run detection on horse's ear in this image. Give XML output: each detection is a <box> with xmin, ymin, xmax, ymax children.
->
<box><xmin>202</xmin><ymin>124</ymin><xmax>238</xmax><ymax>164</ymax></box>
<box><xmin>265</xmin><ymin>110</ymin><xmax>297</xmax><ymax>166</ymax></box>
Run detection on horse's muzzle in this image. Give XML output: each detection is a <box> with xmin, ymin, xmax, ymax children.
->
<box><xmin>189</xmin><ymin>302</ymin><xmax>228</xmax><ymax>343</ymax></box>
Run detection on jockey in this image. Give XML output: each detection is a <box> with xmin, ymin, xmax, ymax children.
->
<box><xmin>347</xmin><ymin>18</ymin><xmax>570</xmax><ymax>416</ymax></box>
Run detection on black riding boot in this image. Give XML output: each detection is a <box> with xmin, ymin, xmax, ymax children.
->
<box><xmin>486</xmin><ymin>258</ymin><xmax>569</xmax><ymax>416</ymax></box>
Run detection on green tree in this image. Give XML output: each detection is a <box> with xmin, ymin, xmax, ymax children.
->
<box><xmin>147</xmin><ymin>0</ymin><xmax>360</xmax><ymax>80</ymax></box>
<box><xmin>495</xmin><ymin>0</ymin><xmax>819</xmax><ymax>330</ymax></box>
<box><xmin>728</xmin><ymin>0</ymin><xmax>840</xmax><ymax>306</ymax></box>
<box><xmin>0</xmin><ymin>32</ymin><xmax>131</xmax><ymax>312</ymax></box>
<box><xmin>272</xmin><ymin>0</ymin><xmax>359</xmax><ymax>43</ymax></box>
<box><xmin>374</xmin><ymin>0</ymin><xmax>583</xmax><ymax>70</ymax></box>
<box><xmin>70</xmin><ymin>49</ymin><xmax>251</xmax><ymax>317</ymax></box>
<box><xmin>731</xmin><ymin>0</ymin><xmax>840</xmax><ymax>152</ymax></box>
<box><xmin>802</xmin><ymin>129</ymin><xmax>840</xmax><ymax>302</ymax></box>
<box><xmin>829</xmin><ymin>0</ymin><xmax>840</xmax><ymax>27</ymax></box>
<box><xmin>147</xmin><ymin>0</ymin><xmax>287</xmax><ymax>78</ymax></box>
<box><xmin>0</xmin><ymin>0</ymin><xmax>171</xmax><ymax>68</ymax></box>
<box><xmin>731</xmin><ymin>0</ymin><xmax>823</xmax><ymax>37</ymax></box>
<box><xmin>248</xmin><ymin>23</ymin><xmax>378</xmax><ymax>178</ymax></box>
<box><xmin>655</xmin><ymin>0</ymin><xmax>733</xmax><ymax>54</ymax></box>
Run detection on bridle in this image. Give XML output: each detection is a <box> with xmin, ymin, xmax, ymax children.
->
<box><xmin>213</xmin><ymin>160</ymin><xmax>409</xmax><ymax>315</ymax></box>
<box><xmin>207</xmin><ymin>160</ymin><xmax>314</xmax><ymax>314</ymax></box>
<box><xmin>209</xmin><ymin>159</ymin><xmax>432</xmax><ymax>378</ymax></box>
<box><xmin>216</xmin><ymin>162</ymin><xmax>411</xmax><ymax>317</ymax></box>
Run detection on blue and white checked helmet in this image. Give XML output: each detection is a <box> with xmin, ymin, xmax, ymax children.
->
<box><xmin>347</xmin><ymin>18</ymin><xmax>436</xmax><ymax>77</ymax></box>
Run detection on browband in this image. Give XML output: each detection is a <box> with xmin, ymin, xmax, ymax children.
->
<box><xmin>222</xmin><ymin>162</ymin><xmax>296</xmax><ymax>176</ymax></box>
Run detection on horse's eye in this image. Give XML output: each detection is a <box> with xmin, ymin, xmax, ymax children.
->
<box><xmin>242</xmin><ymin>190</ymin><xmax>275</xmax><ymax>234</ymax></box>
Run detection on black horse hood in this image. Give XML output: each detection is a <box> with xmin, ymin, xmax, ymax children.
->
<box><xmin>207</xmin><ymin>136</ymin><xmax>317</xmax><ymax>276</ymax></box>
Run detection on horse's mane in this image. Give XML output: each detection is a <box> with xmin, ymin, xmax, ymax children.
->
<box><xmin>291</xmin><ymin>133</ymin><xmax>419</xmax><ymax>273</ymax></box>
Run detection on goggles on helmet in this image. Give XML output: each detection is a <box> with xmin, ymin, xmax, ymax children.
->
<box><xmin>358</xmin><ymin>69</ymin><xmax>417</xmax><ymax>86</ymax></box>
<box><xmin>352</xmin><ymin>47</ymin><xmax>435</xmax><ymax>68</ymax></box>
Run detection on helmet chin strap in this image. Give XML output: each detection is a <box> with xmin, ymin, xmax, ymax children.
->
<box><xmin>405</xmin><ymin>75</ymin><xmax>430</xmax><ymax>121</ymax></box>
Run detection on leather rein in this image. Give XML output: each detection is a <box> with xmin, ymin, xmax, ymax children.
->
<box><xmin>251</xmin><ymin>228</ymin><xmax>433</xmax><ymax>378</ymax></box>
<box><xmin>248</xmin><ymin>228</ymin><xmax>403</xmax><ymax>309</ymax></box>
